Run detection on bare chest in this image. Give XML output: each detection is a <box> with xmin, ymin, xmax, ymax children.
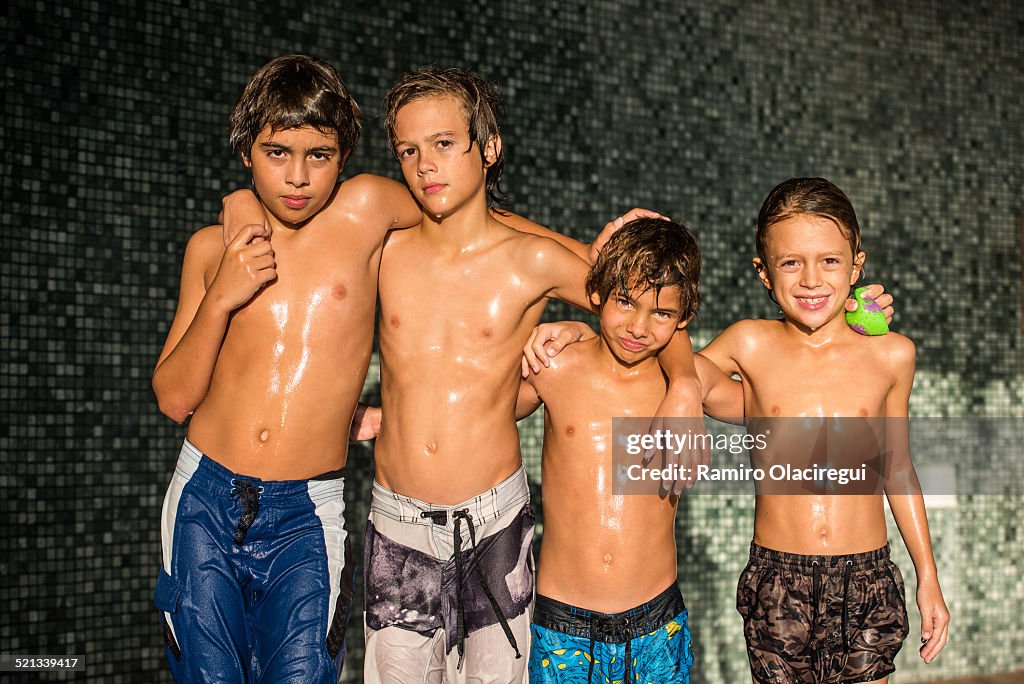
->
<box><xmin>378</xmin><ymin>244</ymin><xmax>543</xmax><ymax>354</ymax></box>
<box><xmin>743</xmin><ymin>347</ymin><xmax>891</xmax><ymax>417</ymax></box>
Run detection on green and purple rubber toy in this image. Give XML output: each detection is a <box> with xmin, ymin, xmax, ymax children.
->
<box><xmin>845</xmin><ymin>286</ymin><xmax>889</xmax><ymax>336</ymax></box>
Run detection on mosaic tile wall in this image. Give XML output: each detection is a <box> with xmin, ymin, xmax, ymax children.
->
<box><xmin>2</xmin><ymin>0</ymin><xmax>1021</xmax><ymax>681</ymax></box>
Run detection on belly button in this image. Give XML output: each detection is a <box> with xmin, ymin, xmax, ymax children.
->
<box><xmin>259</xmin><ymin>430</ymin><xmax>270</xmax><ymax>443</ymax></box>
<box><xmin>425</xmin><ymin>441</ymin><xmax>437</xmax><ymax>454</ymax></box>
<box><xmin>603</xmin><ymin>553</ymin><xmax>612</xmax><ymax>564</ymax></box>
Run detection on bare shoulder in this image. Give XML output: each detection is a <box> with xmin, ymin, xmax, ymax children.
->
<box><xmin>330</xmin><ymin>173</ymin><xmax>417</xmax><ymax>229</ymax></box>
<box><xmin>509</xmin><ymin>227</ymin><xmax>583</xmax><ymax>272</ymax></box>
<box><xmin>531</xmin><ymin>336</ymin><xmax>594</xmax><ymax>393</ymax></box>
<box><xmin>184</xmin><ymin>224</ymin><xmax>226</xmax><ymax>263</ymax></box>
<box><xmin>871</xmin><ymin>331</ymin><xmax>916</xmax><ymax>372</ymax></box>
<box><xmin>712</xmin><ymin>318</ymin><xmax>778</xmax><ymax>354</ymax></box>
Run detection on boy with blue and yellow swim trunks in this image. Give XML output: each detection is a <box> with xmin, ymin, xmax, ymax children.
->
<box><xmin>516</xmin><ymin>218</ymin><xmax>741</xmax><ymax>683</ymax></box>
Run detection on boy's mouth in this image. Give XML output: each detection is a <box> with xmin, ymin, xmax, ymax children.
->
<box><xmin>794</xmin><ymin>294</ymin><xmax>830</xmax><ymax>311</ymax></box>
<box><xmin>423</xmin><ymin>183</ymin><xmax>446</xmax><ymax>196</ymax></box>
<box><xmin>618</xmin><ymin>337</ymin><xmax>647</xmax><ymax>352</ymax></box>
<box><xmin>282</xmin><ymin>195</ymin><xmax>311</xmax><ymax>209</ymax></box>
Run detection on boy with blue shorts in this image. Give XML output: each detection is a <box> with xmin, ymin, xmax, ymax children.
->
<box><xmin>516</xmin><ymin>218</ymin><xmax>741</xmax><ymax>683</ymax></box>
<box><xmin>151</xmin><ymin>55</ymin><xmax>422</xmax><ymax>682</ymax></box>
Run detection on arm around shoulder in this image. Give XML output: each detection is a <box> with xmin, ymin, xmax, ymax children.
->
<box><xmin>697</xmin><ymin>319</ymin><xmax>764</xmax><ymax>378</ymax></box>
<box><xmin>492</xmin><ymin>209</ymin><xmax>591</xmax><ymax>262</ymax></box>
<box><xmin>340</xmin><ymin>173</ymin><xmax>420</xmax><ymax>234</ymax></box>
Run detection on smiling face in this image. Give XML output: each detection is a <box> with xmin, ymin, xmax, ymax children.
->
<box><xmin>755</xmin><ymin>214</ymin><xmax>865</xmax><ymax>331</ymax></box>
<box><xmin>595</xmin><ymin>285</ymin><xmax>686</xmax><ymax>366</ymax></box>
<box><xmin>392</xmin><ymin>96</ymin><xmax>499</xmax><ymax>221</ymax></box>
<box><xmin>244</xmin><ymin>124</ymin><xmax>343</xmax><ymax>228</ymax></box>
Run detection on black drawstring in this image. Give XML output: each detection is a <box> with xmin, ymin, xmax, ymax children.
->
<box><xmin>230</xmin><ymin>480</ymin><xmax>262</xmax><ymax>545</ymax></box>
<box><xmin>624</xmin><ymin>626</ymin><xmax>632</xmax><ymax>683</ymax></box>
<box><xmin>810</xmin><ymin>560</ymin><xmax>821</xmax><ymax>671</ymax></box>
<box><xmin>588</xmin><ymin>612</ymin><xmax>637</xmax><ymax>683</ymax></box>
<box><xmin>450</xmin><ymin>509</ymin><xmax>521</xmax><ymax>670</ymax></box>
<box><xmin>587</xmin><ymin>615</ymin><xmax>596</xmax><ymax>683</ymax></box>
<box><xmin>842</xmin><ymin>560</ymin><xmax>853</xmax><ymax>651</ymax></box>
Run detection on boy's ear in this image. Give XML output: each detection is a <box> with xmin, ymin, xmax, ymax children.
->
<box><xmin>753</xmin><ymin>257</ymin><xmax>772</xmax><ymax>291</ymax></box>
<box><xmin>676</xmin><ymin>315</ymin><xmax>692</xmax><ymax>331</ymax></box>
<box><xmin>483</xmin><ymin>135</ymin><xmax>502</xmax><ymax>168</ymax></box>
<box><xmin>242</xmin><ymin>152</ymin><xmax>253</xmax><ymax>168</ymax></box>
<box><xmin>851</xmin><ymin>251</ymin><xmax>866</xmax><ymax>284</ymax></box>
<box><xmin>588</xmin><ymin>291</ymin><xmax>602</xmax><ymax>309</ymax></box>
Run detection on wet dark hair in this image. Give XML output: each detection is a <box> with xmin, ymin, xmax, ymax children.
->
<box><xmin>228</xmin><ymin>55</ymin><xmax>361</xmax><ymax>160</ymax></box>
<box><xmin>755</xmin><ymin>177</ymin><xmax>862</xmax><ymax>265</ymax></box>
<box><xmin>585</xmin><ymin>217</ymin><xmax>701</xmax><ymax>322</ymax></box>
<box><xmin>384</xmin><ymin>66</ymin><xmax>506</xmax><ymax>204</ymax></box>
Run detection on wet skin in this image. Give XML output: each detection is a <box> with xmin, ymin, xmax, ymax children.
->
<box><xmin>700</xmin><ymin>212</ymin><xmax>949</xmax><ymax>667</ymax></box>
<box><xmin>154</xmin><ymin>125</ymin><xmax>420</xmax><ymax>479</ymax></box>
<box><xmin>515</xmin><ymin>286</ymin><xmax>691</xmax><ymax>612</ymax></box>
<box><xmin>375</xmin><ymin>96</ymin><xmax>594</xmax><ymax>504</ymax></box>
<box><xmin>700</xmin><ymin>215</ymin><xmax>917</xmax><ymax>555</ymax></box>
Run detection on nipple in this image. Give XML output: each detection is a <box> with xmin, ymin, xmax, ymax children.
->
<box><xmin>259</xmin><ymin>430</ymin><xmax>270</xmax><ymax>443</ymax></box>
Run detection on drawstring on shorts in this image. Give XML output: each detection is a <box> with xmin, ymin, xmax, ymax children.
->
<box><xmin>419</xmin><ymin>508</ymin><xmax>521</xmax><ymax>670</ymax></box>
<box><xmin>230</xmin><ymin>480</ymin><xmax>263</xmax><ymax>545</ymax></box>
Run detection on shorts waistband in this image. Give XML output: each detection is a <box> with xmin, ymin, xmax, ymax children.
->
<box><xmin>177</xmin><ymin>438</ymin><xmax>345</xmax><ymax>502</ymax></box>
<box><xmin>533</xmin><ymin>584</ymin><xmax>686</xmax><ymax>643</ymax></box>
<box><xmin>370</xmin><ymin>466</ymin><xmax>529</xmax><ymax>527</ymax></box>
<box><xmin>748</xmin><ymin>542</ymin><xmax>890</xmax><ymax>572</ymax></box>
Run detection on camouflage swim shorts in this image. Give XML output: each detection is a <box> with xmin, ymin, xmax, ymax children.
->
<box><xmin>737</xmin><ymin>543</ymin><xmax>909</xmax><ymax>683</ymax></box>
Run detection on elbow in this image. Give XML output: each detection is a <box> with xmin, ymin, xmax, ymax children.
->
<box><xmin>152</xmin><ymin>380</ymin><xmax>194</xmax><ymax>424</ymax></box>
<box><xmin>156</xmin><ymin>395</ymin><xmax>192</xmax><ymax>424</ymax></box>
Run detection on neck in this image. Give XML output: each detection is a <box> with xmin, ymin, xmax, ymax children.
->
<box><xmin>419</xmin><ymin>195</ymin><xmax>495</xmax><ymax>248</ymax></box>
<box><xmin>781</xmin><ymin>312</ymin><xmax>852</xmax><ymax>348</ymax></box>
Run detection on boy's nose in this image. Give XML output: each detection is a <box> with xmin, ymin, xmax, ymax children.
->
<box><xmin>286</xmin><ymin>159</ymin><xmax>310</xmax><ymax>187</ymax></box>
<box><xmin>626</xmin><ymin>315</ymin><xmax>648</xmax><ymax>337</ymax></box>
<box><xmin>800</xmin><ymin>265</ymin><xmax>823</xmax><ymax>287</ymax></box>
<box><xmin>417</xmin><ymin>151</ymin><xmax>437</xmax><ymax>175</ymax></box>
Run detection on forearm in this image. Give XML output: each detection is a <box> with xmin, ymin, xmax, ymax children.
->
<box><xmin>657</xmin><ymin>331</ymin><xmax>702</xmax><ymax>416</ymax></box>
<box><xmin>152</xmin><ymin>299</ymin><xmax>230</xmax><ymax>423</ymax></box>
<box><xmin>887</xmin><ymin>493</ymin><xmax>939</xmax><ymax>581</ymax></box>
<box><xmin>222</xmin><ymin>189</ymin><xmax>267</xmax><ymax>243</ymax></box>
<box><xmin>695</xmin><ymin>354</ymin><xmax>744</xmax><ymax>423</ymax></box>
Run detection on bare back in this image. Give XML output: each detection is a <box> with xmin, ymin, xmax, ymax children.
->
<box><xmin>529</xmin><ymin>338</ymin><xmax>678</xmax><ymax>612</ymax></box>
<box><xmin>374</xmin><ymin>217</ymin><xmax>588</xmax><ymax>503</ymax></box>
<box><xmin>701</xmin><ymin>319</ymin><xmax>914</xmax><ymax>555</ymax></box>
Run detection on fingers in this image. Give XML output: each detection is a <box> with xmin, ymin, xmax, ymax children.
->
<box><xmin>642</xmin><ymin>417</ymin><xmax>661</xmax><ymax>465</ymax></box>
<box><xmin>523</xmin><ymin>328</ymin><xmax>544</xmax><ymax>374</ymax></box>
<box><xmin>875</xmin><ymin>293</ymin><xmax>895</xmax><ymax>324</ymax></box>
<box><xmin>921</xmin><ymin>607</ymin><xmax>950</xmax><ymax>663</ymax></box>
<box><xmin>230</xmin><ymin>223</ymin><xmax>271</xmax><ymax>249</ymax></box>
<box><xmin>521</xmin><ymin>356</ymin><xmax>530</xmax><ymax>379</ymax></box>
<box><xmin>861</xmin><ymin>283</ymin><xmax>885</xmax><ymax>301</ymax></box>
<box><xmin>620</xmin><ymin>207</ymin><xmax>668</xmax><ymax>223</ymax></box>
